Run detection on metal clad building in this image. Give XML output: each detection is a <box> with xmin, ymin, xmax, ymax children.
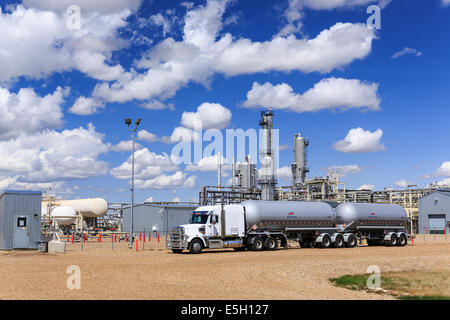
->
<box><xmin>0</xmin><ymin>190</ymin><xmax>42</xmax><ymax>250</ymax></box>
<box><xmin>122</xmin><ymin>203</ymin><xmax>199</xmax><ymax>235</ymax></box>
<box><xmin>418</xmin><ymin>190</ymin><xmax>450</xmax><ymax>234</ymax></box>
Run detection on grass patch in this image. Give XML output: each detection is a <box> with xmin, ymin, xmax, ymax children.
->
<box><xmin>331</xmin><ymin>270</ymin><xmax>450</xmax><ymax>300</ymax></box>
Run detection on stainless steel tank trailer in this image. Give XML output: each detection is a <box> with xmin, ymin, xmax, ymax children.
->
<box><xmin>168</xmin><ymin>200</ymin><xmax>408</xmax><ymax>254</ymax></box>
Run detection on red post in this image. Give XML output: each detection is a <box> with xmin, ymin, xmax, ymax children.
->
<box><xmin>114</xmin><ymin>234</ymin><xmax>117</xmax><ymax>243</ymax></box>
<box><xmin>72</xmin><ymin>233</ymin><xmax>74</xmax><ymax>244</ymax></box>
<box><xmin>158</xmin><ymin>232</ymin><xmax>160</xmax><ymax>243</ymax></box>
<box><xmin>140</xmin><ymin>232</ymin><xmax>142</xmax><ymax>241</ymax></box>
<box><xmin>83</xmin><ymin>233</ymin><xmax>86</xmax><ymax>243</ymax></box>
<box><xmin>149</xmin><ymin>233</ymin><xmax>151</xmax><ymax>242</ymax></box>
<box><xmin>143</xmin><ymin>234</ymin><xmax>146</xmax><ymax>243</ymax></box>
<box><xmin>100</xmin><ymin>233</ymin><xmax>102</xmax><ymax>243</ymax></box>
<box><xmin>136</xmin><ymin>240</ymin><xmax>138</xmax><ymax>251</ymax></box>
<box><xmin>67</xmin><ymin>234</ymin><xmax>69</xmax><ymax>242</ymax></box>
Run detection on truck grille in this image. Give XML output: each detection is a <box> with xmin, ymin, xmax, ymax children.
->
<box><xmin>169</xmin><ymin>227</ymin><xmax>186</xmax><ymax>249</ymax></box>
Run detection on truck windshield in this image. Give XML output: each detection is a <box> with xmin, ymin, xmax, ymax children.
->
<box><xmin>190</xmin><ymin>211</ymin><xmax>210</xmax><ymax>224</ymax></box>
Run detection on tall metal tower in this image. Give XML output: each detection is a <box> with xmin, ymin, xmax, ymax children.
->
<box><xmin>258</xmin><ymin>109</ymin><xmax>277</xmax><ymax>200</ymax></box>
<box><xmin>291</xmin><ymin>133</ymin><xmax>309</xmax><ymax>187</ymax></box>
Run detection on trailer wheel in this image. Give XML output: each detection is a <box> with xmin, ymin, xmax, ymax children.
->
<box><xmin>264</xmin><ymin>237</ymin><xmax>277</xmax><ymax>250</ymax></box>
<box><xmin>189</xmin><ymin>239</ymin><xmax>203</xmax><ymax>254</ymax></box>
<box><xmin>171</xmin><ymin>249</ymin><xmax>183</xmax><ymax>254</ymax></box>
<box><xmin>250</xmin><ymin>236</ymin><xmax>264</xmax><ymax>251</ymax></box>
<box><xmin>333</xmin><ymin>235</ymin><xmax>344</xmax><ymax>248</ymax></box>
<box><xmin>345</xmin><ymin>234</ymin><xmax>357</xmax><ymax>248</ymax></box>
<box><xmin>398</xmin><ymin>234</ymin><xmax>407</xmax><ymax>246</ymax></box>
<box><xmin>321</xmin><ymin>234</ymin><xmax>332</xmax><ymax>249</ymax></box>
<box><xmin>385</xmin><ymin>233</ymin><xmax>398</xmax><ymax>247</ymax></box>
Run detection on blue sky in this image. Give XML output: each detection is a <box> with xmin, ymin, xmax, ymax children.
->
<box><xmin>0</xmin><ymin>0</ymin><xmax>449</xmax><ymax>203</ymax></box>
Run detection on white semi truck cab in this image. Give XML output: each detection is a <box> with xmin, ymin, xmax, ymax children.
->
<box><xmin>168</xmin><ymin>200</ymin><xmax>408</xmax><ymax>254</ymax></box>
<box><xmin>168</xmin><ymin>204</ymin><xmax>247</xmax><ymax>254</ymax></box>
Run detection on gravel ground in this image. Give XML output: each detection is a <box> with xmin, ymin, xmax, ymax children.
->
<box><xmin>0</xmin><ymin>236</ymin><xmax>448</xmax><ymax>300</ymax></box>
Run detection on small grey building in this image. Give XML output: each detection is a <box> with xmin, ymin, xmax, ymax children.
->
<box><xmin>418</xmin><ymin>190</ymin><xmax>450</xmax><ymax>234</ymax></box>
<box><xmin>122</xmin><ymin>203</ymin><xmax>199</xmax><ymax>236</ymax></box>
<box><xmin>0</xmin><ymin>190</ymin><xmax>42</xmax><ymax>250</ymax></box>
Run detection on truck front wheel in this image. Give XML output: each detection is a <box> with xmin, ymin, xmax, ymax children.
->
<box><xmin>189</xmin><ymin>239</ymin><xmax>203</xmax><ymax>254</ymax></box>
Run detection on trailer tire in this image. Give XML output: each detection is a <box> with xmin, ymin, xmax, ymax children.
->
<box><xmin>385</xmin><ymin>234</ymin><xmax>398</xmax><ymax>247</ymax></box>
<box><xmin>398</xmin><ymin>233</ymin><xmax>407</xmax><ymax>246</ymax></box>
<box><xmin>189</xmin><ymin>239</ymin><xmax>203</xmax><ymax>254</ymax></box>
<box><xmin>321</xmin><ymin>234</ymin><xmax>332</xmax><ymax>249</ymax></box>
<box><xmin>333</xmin><ymin>234</ymin><xmax>345</xmax><ymax>248</ymax></box>
<box><xmin>171</xmin><ymin>249</ymin><xmax>183</xmax><ymax>254</ymax></box>
<box><xmin>264</xmin><ymin>237</ymin><xmax>277</xmax><ymax>250</ymax></box>
<box><xmin>250</xmin><ymin>236</ymin><xmax>265</xmax><ymax>251</ymax></box>
<box><xmin>345</xmin><ymin>234</ymin><xmax>357</xmax><ymax>248</ymax></box>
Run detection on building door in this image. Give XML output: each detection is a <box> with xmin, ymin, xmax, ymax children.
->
<box><xmin>429</xmin><ymin>214</ymin><xmax>446</xmax><ymax>234</ymax></box>
<box><xmin>14</xmin><ymin>216</ymin><xmax>30</xmax><ymax>248</ymax></box>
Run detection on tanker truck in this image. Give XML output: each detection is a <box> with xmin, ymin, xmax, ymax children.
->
<box><xmin>168</xmin><ymin>200</ymin><xmax>408</xmax><ymax>254</ymax></box>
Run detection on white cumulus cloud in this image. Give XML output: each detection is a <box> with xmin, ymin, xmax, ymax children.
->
<box><xmin>0</xmin><ymin>86</ymin><xmax>65</xmax><ymax>140</ymax></box>
<box><xmin>69</xmin><ymin>96</ymin><xmax>105</xmax><ymax>115</ymax></box>
<box><xmin>110</xmin><ymin>148</ymin><xmax>179</xmax><ymax>180</ymax></box>
<box><xmin>181</xmin><ymin>103</ymin><xmax>232</xmax><ymax>130</ymax></box>
<box><xmin>137</xmin><ymin>130</ymin><xmax>159</xmax><ymax>143</ymax></box>
<box><xmin>93</xmin><ymin>0</ymin><xmax>376</xmax><ymax>103</ymax></box>
<box><xmin>325</xmin><ymin>165</ymin><xmax>362</xmax><ymax>177</ymax></box>
<box><xmin>395</xmin><ymin>180</ymin><xmax>415</xmax><ymax>189</ymax></box>
<box><xmin>109</xmin><ymin>140</ymin><xmax>142</xmax><ymax>152</ymax></box>
<box><xmin>185</xmin><ymin>154</ymin><xmax>230</xmax><ymax>172</ymax></box>
<box><xmin>243</xmin><ymin>78</ymin><xmax>380</xmax><ymax>113</ymax></box>
<box><xmin>0</xmin><ymin>4</ymin><xmax>134</xmax><ymax>82</ymax></box>
<box><xmin>357</xmin><ymin>184</ymin><xmax>375</xmax><ymax>190</ymax></box>
<box><xmin>333</xmin><ymin>127</ymin><xmax>385</xmax><ymax>153</ymax></box>
<box><xmin>135</xmin><ymin>171</ymin><xmax>197</xmax><ymax>189</ymax></box>
<box><xmin>0</xmin><ymin>123</ymin><xmax>109</xmax><ymax>185</ymax></box>
<box><xmin>424</xmin><ymin>161</ymin><xmax>450</xmax><ymax>179</ymax></box>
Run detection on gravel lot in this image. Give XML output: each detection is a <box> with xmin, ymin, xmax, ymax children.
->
<box><xmin>0</xmin><ymin>236</ymin><xmax>448</xmax><ymax>300</ymax></box>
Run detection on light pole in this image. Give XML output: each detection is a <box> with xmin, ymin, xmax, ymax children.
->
<box><xmin>125</xmin><ymin>118</ymin><xmax>141</xmax><ymax>248</ymax></box>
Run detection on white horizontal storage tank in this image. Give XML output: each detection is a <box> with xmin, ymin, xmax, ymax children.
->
<box><xmin>51</xmin><ymin>205</ymin><xmax>77</xmax><ymax>226</ymax></box>
<box><xmin>336</xmin><ymin>202</ymin><xmax>407</xmax><ymax>229</ymax></box>
<box><xmin>56</xmin><ymin>198</ymin><xmax>108</xmax><ymax>218</ymax></box>
<box><xmin>241</xmin><ymin>200</ymin><xmax>336</xmax><ymax>230</ymax></box>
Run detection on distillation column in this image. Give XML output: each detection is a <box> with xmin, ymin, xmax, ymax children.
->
<box><xmin>291</xmin><ymin>133</ymin><xmax>309</xmax><ymax>187</ymax></box>
<box><xmin>258</xmin><ymin>110</ymin><xmax>277</xmax><ymax>200</ymax></box>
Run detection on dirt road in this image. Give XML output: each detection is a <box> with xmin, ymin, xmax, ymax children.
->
<box><xmin>0</xmin><ymin>237</ymin><xmax>448</xmax><ymax>300</ymax></box>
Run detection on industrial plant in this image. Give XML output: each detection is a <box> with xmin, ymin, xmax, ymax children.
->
<box><xmin>0</xmin><ymin>109</ymin><xmax>447</xmax><ymax>252</ymax></box>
